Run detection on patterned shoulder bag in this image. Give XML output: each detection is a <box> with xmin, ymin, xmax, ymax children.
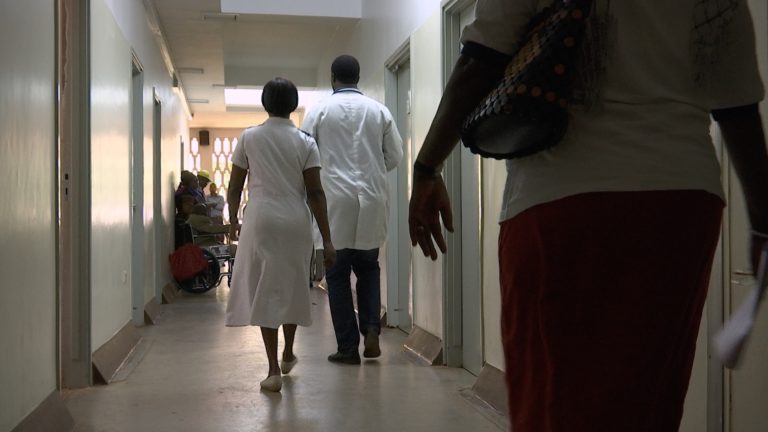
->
<box><xmin>461</xmin><ymin>0</ymin><xmax>593</xmax><ymax>160</ymax></box>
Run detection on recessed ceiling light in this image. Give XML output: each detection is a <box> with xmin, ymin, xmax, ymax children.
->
<box><xmin>202</xmin><ymin>12</ymin><xmax>238</xmax><ymax>22</ymax></box>
<box><xmin>187</xmin><ymin>99</ymin><xmax>210</xmax><ymax>104</ymax></box>
<box><xmin>178</xmin><ymin>67</ymin><xmax>204</xmax><ymax>74</ymax></box>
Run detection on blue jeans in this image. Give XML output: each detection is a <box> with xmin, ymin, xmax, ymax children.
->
<box><xmin>326</xmin><ymin>248</ymin><xmax>381</xmax><ymax>354</ymax></box>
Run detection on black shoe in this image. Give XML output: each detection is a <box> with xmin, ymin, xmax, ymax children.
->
<box><xmin>363</xmin><ymin>333</ymin><xmax>381</xmax><ymax>358</ymax></box>
<box><xmin>327</xmin><ymin>351</ymin><xmax>361</xmax><ymax>365</ymax></box>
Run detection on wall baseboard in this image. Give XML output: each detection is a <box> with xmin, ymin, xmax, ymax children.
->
<box><xmin>92</xmin><ymin>322</ymin><xmax>141</xmax><ymax>384</ymax></box>
<box><xmin>161</xmin><ymin>282</ymin><xmax>178</xmax><ymax>304</ymax></box>
<box><xmin>402</xmin><ymin>326</ymin><xmax>443</xmax><ymax>365</ymax></box>
<box><xmin>11</xmin><ymin>390</ymin><xmax>74</xmax><ymax>432</ymax></box>
<box><xmin>143</xmin><ymin>296</ymin><xmax>162</xmax><ymax>324</ymax></box>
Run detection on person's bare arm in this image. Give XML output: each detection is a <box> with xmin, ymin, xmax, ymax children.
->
<box><xmin>227</xmin><ymin>165</ymin><xmax>247</xmax><ymax>241</ymax></box>
<box><xmin>409</xmin><ymin>53</ymin><xmax>506</xmax><ymax>260</ymax></box>
<box><xmin>303</xmin><ymin>167</ymin><xmax>336</xmax><ymax>268</ymax></box>
<box><xmin>716</xmin><ymin>104</ymin><xmax>768</xmax><ymax>271</ymax></box>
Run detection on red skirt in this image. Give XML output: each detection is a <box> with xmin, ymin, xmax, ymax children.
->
<box><xmin>498</xmin><ymin>190</ymin><xmax>723</xmax><ymax>432</ymax></box>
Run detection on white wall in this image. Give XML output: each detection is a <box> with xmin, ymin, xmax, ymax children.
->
<box><xmin>104</xmin><ymin>0</ymin><xmax>191</xmax><ymax>307</ymax></box>
<box><xmin>91</xmin><ymin>0</ymin><xmax>133</xmax><ymax>349</ymax></box>
<box><xmin>0</xmin><ymin>1</ymin><xmax>57</xmax><ymax>429</ymax></box>
<box><xmin>91</xmin><ymin>0</ymin><xmax>189</xmax><ymax>350</ymax></box>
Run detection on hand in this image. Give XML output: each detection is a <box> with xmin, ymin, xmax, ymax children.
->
<box><xmin>409</xmin><ymin>173</ymin><xmax>454</xmax><ymax>260</ymax></box>
<box><xmin>323</xmin><ymin>243</ymin><xmax>336</xmax><ymax>269</ymax></box>
<box><xmin>229</xmin><ymin>223</ymin><xmax>240</xmax><ymax>242</ymax></box>
<box><xmin>750</xmin><ymin>230</ymin><xmax>768</xmax><ymax>274</ymax></box>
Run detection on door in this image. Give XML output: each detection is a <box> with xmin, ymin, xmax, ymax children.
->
<box><xmin>441</xmin><ymin>0</ymin><xmax>484</xmax><ymax>374</ymax></box>
<box><xmin>130</xmin><ymin>57</ymin><xmax>145</xmax><ymax>326</ymax></box>
<box><xmin>396</xmin><ymin>61</ymin><xmax>414</xmax><ymax>333</ymax></box>
<box><xmin>152</xmin><ymin>92</ymin><xmax>163</xmax><ymax>301</ymax></box>
<box><xmin>458</xmin><ymin>2</ymin><xmax>484</xmax><ymax>375</ymax></box>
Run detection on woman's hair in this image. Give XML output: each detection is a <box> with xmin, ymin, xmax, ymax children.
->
<box><xmin>331</xmin><ymin>55</ymin><xmax>360</xmax><ymax>84</ymax></box>
<box><xmin>262</xmin><ymin>78</ymin><xmax>298</xmax><ymax>117</ymax></box>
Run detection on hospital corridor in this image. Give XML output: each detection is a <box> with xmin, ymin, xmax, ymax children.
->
<box><xmin>3</xmin><ymin>0</ymin><xmax>768</xmax><ymax>431</ymax></box>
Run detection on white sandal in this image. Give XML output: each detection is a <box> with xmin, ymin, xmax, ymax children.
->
<box><xmin>260</xmin><ymin>375</ymin><xmax>282</xmax><ymax>392</ymax></box>
<box><xmin>280</xmin><ymin>357</ymin><xmax>298</xmax><ymax>374</ymax></box>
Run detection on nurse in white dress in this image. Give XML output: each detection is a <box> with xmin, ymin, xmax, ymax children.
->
<box><xmin>225</xmin><ymin>78</ymin><xmax>335</xmax><ymax>392</ymax></box>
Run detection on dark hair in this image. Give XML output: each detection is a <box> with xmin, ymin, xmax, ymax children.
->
<box><xmin>331</xmin><ymin>55</ymin><xmax>360</xmax><ymax>84</ymax></box>
<box><xmin>262</xmin><ymin>77</ymin><xmax>298</xmax><ymax>117</ymax></box>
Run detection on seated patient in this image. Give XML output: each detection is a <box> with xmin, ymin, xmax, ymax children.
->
<box><xmin>186</xmin><ymin>204</ymin><xmax>232</xmax><ymax>250</ymax></box>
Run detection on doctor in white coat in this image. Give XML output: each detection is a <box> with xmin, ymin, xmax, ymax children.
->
<box><xmin>302</xmin><ymin>55</ymin><xmax>403</xmax><ymax>364</ymax></box>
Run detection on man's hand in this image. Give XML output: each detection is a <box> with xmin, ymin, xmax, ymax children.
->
<box><xmin>409</xmin><ymin>173</ymin><xmax>454</xmax><ymax>260</ymax></box>
<box><xmin>323</xmin><ymin>242</ymin><xmax>337</xmax><ymax>269</ymax></box>
<box><xmin>229</xmin><ymin>223</ymin><xmax>240</xmax><ymax>242</ymax></box>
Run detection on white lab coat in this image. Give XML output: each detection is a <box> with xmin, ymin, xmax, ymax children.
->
<box><xmin>302</xmin><ymin>89</ymin><xmax>403</xmax><ymax>250</ymax></box>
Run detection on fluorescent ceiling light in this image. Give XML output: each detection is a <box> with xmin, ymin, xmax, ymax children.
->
<box><xmin>202</xmin><ymin>12</ymin><xmax>238</xmax><ymax>21</ymax></box>
<box><xmin>225</xmin><ymin>88</ymin><xmax>328</xmax><ymax>110</ymax></box>
<box><xmin>178</xmin><ymin>67</ymin><xmax>204</xmax><ymax>74</ymax></box>
<box><xmin>187</xmin><ymin>98</ymin><xmax>210</xmax><ymax>104</ymax></box>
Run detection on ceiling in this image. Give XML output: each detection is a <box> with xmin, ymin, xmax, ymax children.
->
<box><xmin>150</xmin><ymin>0</ymin><xmax>359</xmax><ymax>128</ymax></box>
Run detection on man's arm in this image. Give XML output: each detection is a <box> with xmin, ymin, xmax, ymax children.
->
<box><xmin>382</xmin><ymin>115</ymin><xmax>404</xmax><ymax>171</ymax></box>
<box><xmin>716</xmin><ymin>104</ymin><xmax>768</xmax><ymax>270</ymax></box>
<box><xmin>409</xmin><ymin>53</ymin><xmax>507</xmax><ymax>259</ymax></box>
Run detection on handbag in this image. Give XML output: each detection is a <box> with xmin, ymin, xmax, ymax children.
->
<box><xmin>169</xmin><ymin>243</ymin><xmax>209</xmax><ymax>282</ymax></box>
<box><xmin>461</xmin><ymin>0</ymin><xmax>593</xmax><ymax>160</ymax></box>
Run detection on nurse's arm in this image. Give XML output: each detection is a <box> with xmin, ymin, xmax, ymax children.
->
<box><xmin>304</xmin><ymin>167</ymin><xmax>336</xmax><ymax>268</ymax></box>
<box><xmin>227</xmin><ymin>164</ymin><xmax>248</xmax><ymax>241</ymax></box>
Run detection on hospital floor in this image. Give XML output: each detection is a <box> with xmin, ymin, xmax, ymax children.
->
<box><xmin>64</xmin><ymin>284</ymin><xmax>505</xmax><ymax>432</ymax></box>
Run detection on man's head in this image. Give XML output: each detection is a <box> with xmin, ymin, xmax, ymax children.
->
<box><xmin>197</xmin><ymin>170</ymin><xmax>211</xmax><ymax>189</ymax></box>
<box><xmin>262</xmin><ymin>77</ymin><xmax>298</xmax><ymax>118</ymax></box>
<box><xmin>181</xmin><ymin>170</ymin><xmax>199</xmax><ymax>190</ymax></box>
<box><xmin>209</xmin><ymin>182</ymin><xmax>219</xmax><ymax>195</ymax></box>
<box><xmin>331</xmin><ymin>55</ymin><xmax>360</xmax><ymax>89</ymax></box>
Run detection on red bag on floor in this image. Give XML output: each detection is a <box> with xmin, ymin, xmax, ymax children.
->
<box><xmin>169</xmin><ymin>243</ymin><xmax>208</xmax><ymax>281</ymax></box>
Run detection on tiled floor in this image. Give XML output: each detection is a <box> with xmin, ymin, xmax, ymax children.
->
<box><xmin>65</xmin><ymin>285</ymin><xmax>505</xmax><ymax>432</ymax></box>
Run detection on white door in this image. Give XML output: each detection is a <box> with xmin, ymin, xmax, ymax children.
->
<box><xmin>395</xmin><ymin>61</ymin><xmax>414</xmax><ymax>332</ymax></box>
<box><xmin>130</xmin><ymin>59</ymin><xmax>145</xmax><ymax>326</ymax></box>
<box><xmin>152</xmin><ymin>93</ymin><xmax>163</xmax><ymax>302</ymax></box>
<box><xmin>457</xmin><ymin>3</ymin><xmax>484</xmax><ymax>376</ymax></box>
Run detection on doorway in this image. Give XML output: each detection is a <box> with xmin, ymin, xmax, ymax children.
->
<box><xmin>152</xmin><ymin>90</ymin><xmax>163</xmax><ymax>302</ymax></box>
<box><xmin>130</xmin><ymin>55</ymin><xmax>145</xmax><ymax>326</ymax></box>
<box><xmin>442</xmin><ymin>0</ymin><xmax>484</xmax><ymax>375</ymax></box>
<box><xmin>385</xmin><ymin>43</ymin><xmax>414</xmax><ymax>333</ymax></box>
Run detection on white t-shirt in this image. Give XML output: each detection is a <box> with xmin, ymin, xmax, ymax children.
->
<box><xmin>206</xmin><ymin>194</ymin><xmax>225</xmax><ymax>218</ymax></box>
<box><xmin>461</xmin><ymin>0</ymin><xmax>765</xmax><ymax>222</ymax></box>
<box><xmin>301</xmin><ymin>89</ymin><xmax>404</xmax><ymax>250</ymax></box>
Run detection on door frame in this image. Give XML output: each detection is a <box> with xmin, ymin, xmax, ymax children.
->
<box><xmin>442</xmin><ymin>0</ymin><xmax>483</xmax><ymax>374</ymax></box>
<box><xmin>130</xmin><ymin>53</ymin><xmax>145</xmax><ymax>326</ymax></box>
<box><xmin>152</xmin><ymin>88</ymin><xmax>163</xmax><ymax>302</ymax></box>
<box><xmin>384</xmin><ymin>40</ymin><xmax>412</xmax><ymax>332</ymax></box>
<box><xmin>58</xmin><ymin>0</ymin><xmax>92</xmax><ymax>388</ymax></box>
